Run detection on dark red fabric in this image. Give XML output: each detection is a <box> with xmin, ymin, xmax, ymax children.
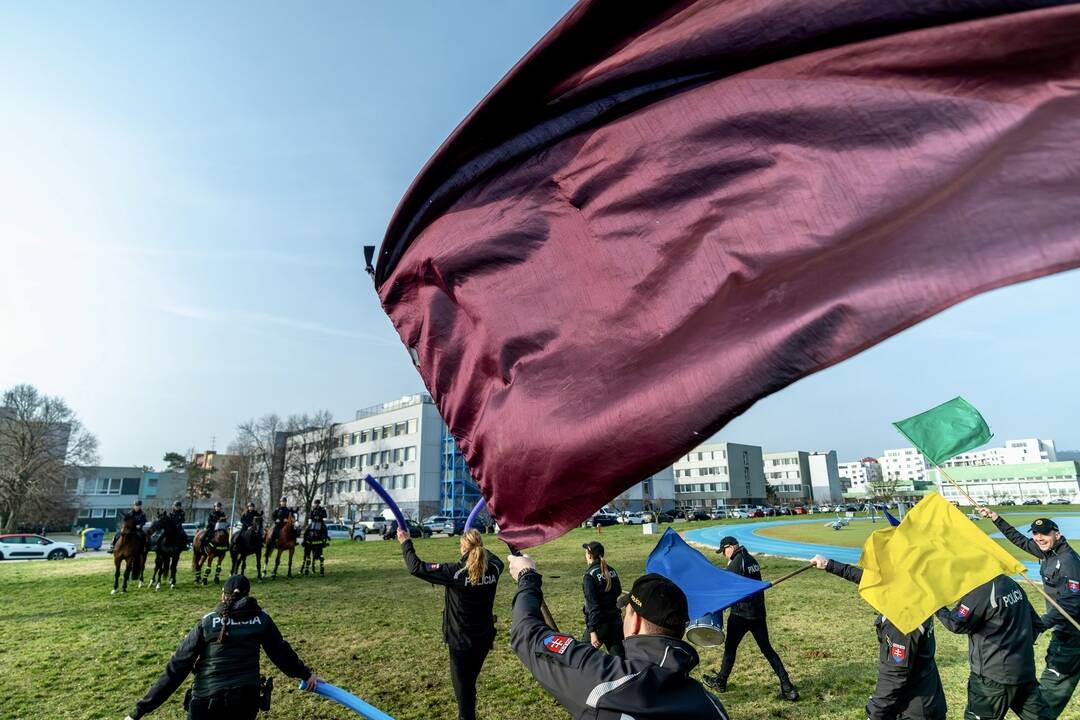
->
<box><xmin>377</xmin><ymin>0</ymin><xmax>1080</xmax><ymax>548</ymax></box>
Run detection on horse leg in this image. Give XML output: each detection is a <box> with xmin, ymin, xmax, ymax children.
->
<box><xmin>112</xmin><ymin>559</ymin><xmax>121</xmax><ymax>595</ymax></box>
<box><xmin>320</xmin><ymin>548</ymin><xmax>325</xmax><ymax>576</ymax></box>
<box><xmin>272</xmin><ymin>549</ymin><xmax>280</xmax><ymax>579</ymax></box>
<box><xmin>255</xmin><ymin>548</ymin><xmax>263</xmax><ymax>581</ymax></box>
<box><xmin>212</xmin><ymin>553</ymin><xmax>223</xmax><ymax>584</ymax></box>
<box><xmin>122</xmin><ymin>561</ymin><xmax>131</xmax><ymax>593</ymax></box>
<box><xmin>170</xmin><ymin>554</ymin><xmax>178</xmax><ymax>588</ymax></box>
<box><xmin>300</xmin><ymin>549</ymin><xmax>308</xmax><ymax>576</ymax></box>
<box><xmin>287</xmin><ymin>547</ymin><xmax>294</xmax><ymax>578</ymax></box>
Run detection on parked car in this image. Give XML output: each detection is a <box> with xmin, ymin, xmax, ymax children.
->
<box><xmin>760</xmin><ymin>506</ymin><xmax>777</xmax><ymax>517</ymax></box>
<box><xmin>181</xmin><ymin>523</ymin><xmax>198</xmax><ymax>547</ymax></box>
<box><xmin>1049</xmin><ymin>498</ymin><xmax>1072</xmax><ymax>505</ymax></box>
<box><xmin>589</xmin><ymin>507</ymin><xmax>621</xmax><ymax>527</ymax></box>
<box><xmin>0</xmin><ymin>534</ymin><xmax>77</xmax><ymax>560</ymax></box>
<box><xmin>619</xmin><ymin>512</ymin><xmax>646</xmax><ymax>525</ymax></box>
<box><xmin>998</xmin><ymin>499</ymin><xmax>1016</xmax><ymax>506</ymax></box>
<box><xmin>777</xmin><ymin>507</ymin><xmax>793</xmax><ymax>516</ymax></box>
<box><xmin>671</xmin><ymin>509</ymin><xmax>688</xmax><ymax>520</ymax></box>
<box><xmin>1022</xmin><ymin>498</ymin><xmax>1044</xmax><ymax>506</ymax></box>
<box><xmin>382</xmin><ymin>519</ymin><xmax>432</xmax><ymax>540</ymax></box>
<box><xmin>709</xmin><ymin>508</ymin><xmax>729</xmax><ymax>520</ymax></box>
<box><xmin>792</xmin><ymin>506</ymin><xmax>807</xmax><ymax>515</ymax></box>
<box><xmin>685</xmin><ymin>510</ymin><xmax>709</xmax><ymax>521</ymax></box>
<box><xmin>324</xmin><ymin>523</ymin><xmax>351</xmax><ymax>540</ymax></box>
<box><xmin>351</xmin><ymin>525</ymin><xmax>367</xmax><ymax>541</ymax></box>
<box><xmin>652</xmin><ymin>511</ymin><xmax>675</xmax><ymax>523</ymax></box>
<box><xmin>728</xmin><ymin>509</ymin><xmax>747</xmax><ymax>519</ymax></box>
<box><xmin>423</xmin><ymin>515</ymin><xmax>454</xmax><ymax>534</ymax></box>
<box><xmin>749</xmin><ymin>509</ymin><xmax>765</xmax><ymax>518</ymax></box>
<box><xmin>355</xmin><ymin>517</ymin><xmax>388</xmax><ymax>535</ymax></box>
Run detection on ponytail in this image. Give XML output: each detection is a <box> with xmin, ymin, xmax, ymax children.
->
<box><xmin>462</xmin><ymin>529</ymin><xmax>486</xmax><ymax>586</ymax></box>
<box><xmin>217</xmin><ymin>589</ymin><xmax>242</xmax><ymax>643</ymax></box>
<box><xmin>599</xmin><ymin>557</ymin><xmax>613</xmax><ymax>592</ymax></box>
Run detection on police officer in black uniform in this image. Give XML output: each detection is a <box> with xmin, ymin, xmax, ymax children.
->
<box><xmin>169</xmin><ymin>501</ymin><xmax>186</xmax><ymax>528</ymax></box>
<box><xmin>981</xmin><ymin>509</ymin><xmax>1080</xmax><ymax>717</ymax></box>
<box><xmin>398</xmin><ymin>525</ymin><xmax>502</xmax><ymax>720</ymax></box>
<box><xmin>238</xmin><ymin>503</ymin><xmax>258</xmax><ymax>531</ymax></box>
<box><xmin>124</xmin><ymin>574</ymin><xmax>319</xmax><ymax>720</ymax></box>
<box><xmin>811</xmin><ymin>554</ymin><xmax>947</xmax><ymax>719</ymax></box>
<box><xmin>205</xmin><ymin>502</ymin><xmax>227</xmax><ymax>533</ymax></box>
<box><xmin>307</xmin><ymin>499</ymin><xmax>328</xmax><ymax>541</ymax></box>
<box><xmin>702</xmin><ymin>536</ymin><xmax>799</xmax><ymax>701</ymax></box>
<box><xmin>113</xmin><ymin>499</ymin><xmax>149</xmax><ymax>550</ymax></box>
<box><xmin>507</xmin><ymin>554</ymin><xmax>729</xmax><ymax>719</ymax></box>
<box><xmin>267</xmin><ymin>497</ymin><xmax>293</xmax><ymax>547</ymax></box>
<box><xmin>582</xmin><ymin>541</ymin><xmax>624</xmax><ymax>657</ymax></box>
<box><xmin>936</xmin><ymin>573</ymin><xmax>1052</xmax><ymax>720</ymax></box>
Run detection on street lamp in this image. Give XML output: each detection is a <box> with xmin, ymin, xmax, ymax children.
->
<box><xmin>229</xmin><ymin>471</ymin><xmax>239</xmax><ymax>540</ymax></box>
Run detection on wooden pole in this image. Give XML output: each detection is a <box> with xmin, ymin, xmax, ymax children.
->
<box><xmin>767</xmin><ymin>563</ymin><xmax>814</xmax><ymax>588</ymax></box>
<box><xmin>1020</xmin><ymin>571</ymin><xmax>1080</xmax><ymax>635</ymax></box>
<box><xmin>933</xmin><ymin>464</ymin><xmax>980</xmax><ymax>507</ymax></box>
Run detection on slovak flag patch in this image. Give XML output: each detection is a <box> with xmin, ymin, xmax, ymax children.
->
<box><xmin>956</xmin><ymin>604</ymin><xmax>971</xmax><ymax>619</ymax></box>
<box><xmin>427</xmin><ymin>563</ymin><xmax>440</xmax><ymax>571</ymax></box>
<box><xmin>1067</xmin><ymin>579</ymin><xmax>1079</xmax><ymax>593</ymax></box>
<box><xmin>543</xmin><ymin>634</ymin><xmax>574</xmax><ymax>655</ymax></box>
<box><xmin>890</xmin><ymin>643</ymin><xmax>907</xmax><ymax>664</ymax></box>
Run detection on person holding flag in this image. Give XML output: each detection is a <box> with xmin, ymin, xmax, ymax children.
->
<box><xmin>978</xmin><ymin>510</ymin><xmax>1080</xmax><ymax>716</ymax></box>
<box><xmin>935</xmin><ymin>575</ymin><xmax>1051</xmax><ymax>720</ymax></box>
<box><xmin>810</xmin><ymin>554</ymin><xmax>946</xmax><ymax>719</ymax></box>
<box><xmin>397</xmin><ymin>526</ymin><xmax>502</xmax><ymax>720</ymax></box>
<box><xmin>701</xmin><ymin>536</ymin><xmax>799</xmax><ymax>701</ymax></box>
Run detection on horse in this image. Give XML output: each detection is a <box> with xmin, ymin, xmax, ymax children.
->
<box><xmin>148</xmin><ymin>511</ymin><xmax>186</xmax><ymax>591</ymax></box>
<box><xmin>264</xmin><ymin>515</ymin><xmax>297</xmax><ymax>579</ymax></box>
<box><xmin>192</xmin><ymin>520</ymin><xmax>230</xmax><ymax>586</ymax></box>
<box><xmin>111</xmin><ymin>514</ymin><xmax>144</xmax><ymax>595</ymax></box>
<box><xmin>229</xmin><ymin>512</ymin><xmax>264</xmax><ymax>580</ymax></box>
<box><xmin>300</xmin><ymin>519</ymin><xmax>328</xmax><ymax>577</ymax></box>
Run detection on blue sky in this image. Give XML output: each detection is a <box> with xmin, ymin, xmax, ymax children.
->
<box><xmin>2</xmin><ymin>3</ymin><xmax>1077</xmax><ymax>469</ymax></box>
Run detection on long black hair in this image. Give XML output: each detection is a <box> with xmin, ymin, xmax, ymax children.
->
<box><xmin>217</xmin><ymin>574</ymin><xmax>251</xmax><ymax>642</ymax></box>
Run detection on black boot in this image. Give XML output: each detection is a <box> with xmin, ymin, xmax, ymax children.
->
<box><xmin>779</xmin><ymin>679</ymin><xmax>799</xmax><ymax>701</ymax></box>
<box><xmin>702</xmin><ymin>673</ymin><xmax>727</xmax><ymax>693</ymax></box>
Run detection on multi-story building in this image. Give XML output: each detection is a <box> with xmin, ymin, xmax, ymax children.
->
<box><xmin>880</xmin><ymin>447</ymin><xmax>929</xmax><ymax>489</ymax></box>
<box><xmin>610</xmin><ymin>468</ymin><xmax>677</xmax><ymax>513</ymax></box>
<box><xmin>763</xmin><ymin>450</ymin><xmax>843</xmax><ymax>504</ymax></box>
<box><xmin>941</xmin><ymin>438</ymin><xmax>1058</xmax><ymax>468</ymax></box>
<box><xmin>934</xmin><ymin>461</ymin><xmax>1080</xmax><ymax>505</ymax></box>
<box><xmin>838</xmin><ymin>458</ymin><xmax>883</xmax><ymax>494</ymax></box>
<box><xmin>673</xmin><ymin>442</ymin><xmax>766</xmax><ymax>509</ymax></box>
<box><xmin>68</xmin><ymin>467</ymin><xmax>186</xmax><ymax>529</ymax></box>
<box><xmin>807</xmin><ymin>451</ymin><xmax>843</xmax><ymax>504</ymax></box>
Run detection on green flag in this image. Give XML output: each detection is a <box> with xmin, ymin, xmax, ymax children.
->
<box><xmin>893</xmin><ymin>397</ymin><xmax>992</xmax><ymax>466</ymax></box>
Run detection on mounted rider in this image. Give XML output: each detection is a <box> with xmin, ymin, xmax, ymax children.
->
<box><xmin>268</xmin><ymin>496</ymin><xmax>295</xmax><ymax>547</ymax></box>
<box><xmin>168</xmin><ymin>500</ymin><xmax>185</xmax><ymax>528</ymax></box>
<box><xmin>305</xmin><ymin>498</ymin><xmax>329</xmax><ymax>545</ymax></box>
<box><xmin>199</xmin><ymin>502</ymin><xmax>228</xmax><ymax>555</ymax></box>
<box><xmin>112</xmin><ymin>499</ymin><xmax>148</xmax><ymax>551</ymax></box>
<box><xmin>239</xmin><ymin>502</ymin><xmax>260</xmax><ymax>532</ymax></box>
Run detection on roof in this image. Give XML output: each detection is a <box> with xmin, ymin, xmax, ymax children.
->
<box><xmin>934</xmin><ymin>461</ymin><xmax>1080</xmax><ymax>482</ymax></box>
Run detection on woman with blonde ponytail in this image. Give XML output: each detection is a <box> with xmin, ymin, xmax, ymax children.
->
<box><xmin>399</xmin><ymin>525</ymin><xmax>503</xmax><ymax>720</ymax></box>
<box><xmin>125</xmin><ymin>575</ymin><xmax>319</xmax><ymax>720</ymax></box>
<box><xmin>582</xmin><ymin>540</ymin><xmax>625</xmax><ymax>657</ymax></box>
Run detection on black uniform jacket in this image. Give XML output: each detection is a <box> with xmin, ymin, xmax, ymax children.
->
<box><xmin>130</xmin><ymin>596</ymin><xmax>310</xmax><ymax>719</ymax></box>
<box><xmin>125</xmin><ymin>510</ymin><xmax>148</xmax><ymax>529</ymax></box>
<box><xmin>271</xmin><ymin>506</ymin><xmax>293</xmax><ymax>525</ymax></box>
<box><xmin>826</xmin><ymin>560</ymin><xmax>947</xmax><ymax>720</ymax></box>
<box><xmin>511</xmin><ymin>572</ymin><xmax>728</xmax><ymax>719</ymax></box>
<box><xmin>936</xmin><ymin>574</ymin><xmax>1039</xmax><ymax>685</ymax></box>
<box><xmin>168</xmin><ymin>510</ymin><xmax>185</xmax><ymax>527</ymax></box>
<box><xmin>725</xmin><ymin>547</ymin><xmax>765</xmax><ymax>619</ymax></box>
<box><xmin>309</xmin><ymin>506</ymin><xmax>328</xmax><ymax>522</ymax></box>
<box><xmin>583</xmin><ymin>561</ymin><xmax>622</xmax><ymax>633</ymax></box>
<box><xmin>994</xmin><ymin>516</ymin><xmax>1080</xmax><ymax>644</ymax></box>
<box><xmin>205</xmin><ymin>510</ymin><xmax>226</xmax><ymax>530</ymax></box>
<box><xmin>239</xmin><ymin>511</ymin><xmax>258</xmax><ymax>528</ymax></box>
<box><xmin>402</xmin><ymin>538</ymin><xmax>502</xmax><ymax>651</ymax></box>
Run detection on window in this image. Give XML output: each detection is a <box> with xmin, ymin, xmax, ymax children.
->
<box><xmin>64</xmin><ymin>477</ymin><xmax>79</xmax><ymax>494</ymax></box>
<box><xmin>395</xmin><ymin>422</ymin><xmax>407</xmax><ymax>436</ymax></box>
<box><xmin>350</xmin><ymin>433</ymin><xmax>358</xmax><ymax>445</ymax></box>
<box><xmin>105</xmin><ymin>508</ymin><xmax>117</xmax><ymax>518</ymax></box>
<box><xmin>381</xmin><ymin>450</ymin><xmax>391</xmax><ymax>464</ymax></box>
<box><xmin>404</xmin><ymin>474</ymin><xmax>416</xmax><ymax>488</ymax></box>
<box><xmin>349</xmin><ymin>456</ymin><xmax>357</xmax><ymax>469</ymax></box>
<box><xmin>382</xmin><ymin>425</ymin><xmax>392</xmax><ymax>438</ymax></box>
<box><xmin>387</xmin><ymin>476</ymin><xmax>396</xmax><ymax>490</ymax></box>
<box><xmin>78</xmin><ymin>508</ymin><xmax>91</xmax><ymax>518</ymax></box>
<box><xmin>407</xmin><ymin>419</ymin><xmax>418</xmax><ymax>434</ymax></box>
<box><xmin>349</xmin><ymin>479</ymin><xmax>357</xmax><ymax>492</ymax></box>
<box><xmin>360</xmin><ymin>430</ymin><xmax>368</xmax><ymax>443</ymax></box>
<box><xmin>392</xmin><ymin>448</ymin><xmax>402</xmax><ymax>463</ymax></box>
<box><xmin>338</xmin><ymin>481</ymin><xmax>345</xmax><ymax>495</ymax></box>
<box><xmin>405</xmin><ymin>446</ymin><xmax>417</xmax><ymax>461</ymax></box>
<box><xmin>369</xmin><ymin>452</ymin><xmax>378</xmax><ymax>465</ymax></box>
<box><xmin>371</xmin><ymin>428</ymin><xmax>380</xmax><ymax>441</ymax></box>
<box><xmin>92</xmin><ymin>508</ymin><xmax>104</xmax><ymax>518</ymax></box>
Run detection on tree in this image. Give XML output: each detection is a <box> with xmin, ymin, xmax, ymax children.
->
<box><xmin>164</xmin><ymin>450</ymin><xmax>215</xmax><ymax>511</ymax></box>
<box><xmin>0</xmin><ymin>384</ymin><xmax>98</xmax><ymax>532</ymax></box>
<box><xmin>235</xmin><ymin>414</ymin><xmax>285</xmax><ymax>506</ymax></box>
<box><xmin>282</xmin><ymin>411</ymin><xmax>335</xmax><ymax>519</ymax></box>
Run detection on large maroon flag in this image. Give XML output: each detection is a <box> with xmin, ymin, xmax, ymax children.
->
<box><xmin>376</xmin><ymin>0</ymin><xmax>1080</xmax><ymax>548</ymax></box>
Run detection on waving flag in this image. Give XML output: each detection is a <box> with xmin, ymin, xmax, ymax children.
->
<box><xmin>646</xmin><ymin>528</ymin><xmax>770</xmax><ymax>620</ymax></box>
<box><xmin>893</xmin><ymin>397</ymin><xmax>993</xmax><ymax>466</ymax></box>
<box><xmin>376</xmin><ymin>0</ymin><xmax>1080</xmax><ymax>547</ymax></box>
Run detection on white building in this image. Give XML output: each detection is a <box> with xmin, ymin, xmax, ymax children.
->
<box><xmin>880</xmin><ymin>447</ymin><xmax>929</xmax><ymax>488</ymax></box>
<box><xmin>610</xmin><ymin>468</ymin><xmax>677</xmax><ymax>513</ymax></box>
<box><xmin>838</xmin><ymin>458</ymin><xmax>883</xmax><ymax>494</ymax></box>
<box><xmin>763</xmin><ymin>450</ymin><xmax>843</xmax><ymax>504</ymax></box>
<box><xmin>934</xmin><ymin>461</ymin><xmax>1080</xmax><ymax>505</ymax></box>
<box><xmin>674</xmin><ymin>442</ymin><xmax>766</xmax><ymax>508</ymax></box>
<box><xmin>942</xmin><ymin>438</ymin><xmax>1057</xmax><ymax>468</ymax></box>
<box><xmin>808</xmin><ymin>451</ymin><xmax>843</xmax><ymax>503</ymax></box>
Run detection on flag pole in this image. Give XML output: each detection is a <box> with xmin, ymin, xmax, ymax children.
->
<box><xmin>766</xmin><ymin>563</ymin><xmax>813</xmax><ymax>588</ymax></box>
<box><xmin>1019</xmin><ymin>572</ymin><xmax>1080</xmax><ymax>635</ymax></box>
<box><xmin>932</xmin><ymin>464</ymin><xmax>980</xmax><ymax>507</ymax></box>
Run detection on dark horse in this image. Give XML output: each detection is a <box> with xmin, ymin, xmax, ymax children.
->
<box><xmin>229</xmin><ymin>512</ymin><xmax>264</xmax><ymax>580</ymax></box>
<box><xmin>192</xmin><ymin>520</ymin><xmax>229</xmax><ymax>586</ymax></box>
<box><xmin>300</xmin><ymin>518</ymin><xmax>328</xmax><ymax>577</ymax></box>
<box><xmin>148</xmin><ymin>511</ymin><xmax>185</xmax><ymax>591</ymax></box>
<box><xmin>111</xmin><ymin>514</ymin><xmax>143</xmax><ymax>595</ymax></box>
<box><xmin>264</xmin><ymin>515</ymin><xmax>297</xmax><ymax>579</ymax></box>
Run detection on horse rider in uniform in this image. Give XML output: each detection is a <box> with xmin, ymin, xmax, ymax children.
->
<box><xmin>125</xmin><ymin>574</ymin><xmax>320</xmax><ymax>720</ymax></box>
<box><xmin>936</xmin><ymin>574</ymin><xmax>1052</xmax><ymax>720</ymax></box>
<box><xmin>703</xmin><ymin>537</ymin><xmax>799</xmax><ymax>701</ymax></box>
<box><xmin>112</xmin><ymin>499</ymin><xmax>148</xmax><ymax>551</ymax></box>
<box><xmin>169</xmin><ymin>501</ymin><xmax>186</xmax><ymax>528</ymax></box>
<box><xmin>239</xmin><ymin>503</ymin><xmax>259</xmax><ymax>531</ymax></box>
<box><xmin>811</xmin><ymin>554</ymin><xmax>947</xmax><ymax>719</ymax></box>
<box><xmin>308</xmin><ymin>499</ymin><xmax>328</xmax><ymax>537</ymax></box>
<box><xmin>268</xmin><ymin>497</ymin><xmax>294</xmax><ymax>548</ymax></box>
<box><xmin>507</xmin><ymin>557</ymin><xmax>729</xmax><ymax>719</ymax></box>
<box><xmin>199</xmin><ymin>502</ymin><xmax>227</xmax><ymax>553</ymax></box>
<box><xmin>980</xmin><ymin>509</ymin><xmax>1080</xmax><ymax>717</ymax></box>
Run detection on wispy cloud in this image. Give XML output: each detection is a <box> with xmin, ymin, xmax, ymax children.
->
<box><xmin>161</xmin><ymin>304</ymin><xmax>397</xmax><ymax>344</ymax></box>
<box><xmin>101</xmin><ymin>243</ymin><xmax>341</xmax><ymax>269</ymax></box>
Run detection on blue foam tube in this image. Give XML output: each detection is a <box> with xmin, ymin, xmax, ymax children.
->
<box><xmin>464</xmin><ymin>498</ymin><xmax>486</xmax><ymax>533</ymax></box>
<box><xmin>302</xmin><ymin>680</ymin><xmax>397</xmax><ymax>720</ymax></box>
<box><xmin>363</xmin><ymin>475</ymin><xmax>409</xmax><ymax>535</ymax></box>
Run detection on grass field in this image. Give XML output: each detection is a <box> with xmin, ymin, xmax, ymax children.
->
<box><xmin>0</xmin><ymin>519</ymin><xmax>1076</xmax><ymax>720</ymax></box>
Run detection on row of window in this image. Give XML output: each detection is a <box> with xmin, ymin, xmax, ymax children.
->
<box><xmin>674</xmin><ymin>466</ymin><xmax>730</xmax><ymax>478</ymax></box>
<box><xmin>674</xmin><ymin>482</ymin><xmax>731</xmax><ymax>493</ymax></box>
<box><xmin>327</xmin><ymin>446</ymin><xmax>418</xmax><ymax>471</ymax></box>
<box><xmin>335</xmin><ymin>419</ymin><xmax>419</xmax><ymax>448</ymax></box>
<box><xmin>326</xmin><ymin>474</ymin><xmax>418</xmax><ymax>496</ymax></box>
<box><xmin>75</xmin><ymin>478</ymin><xmax>142</xmax><ymax>496</ymax></box>
<box><xmin>77</xmin><ymin>507</ymin><xmax>119</xmax><ymax>519</ymax></box>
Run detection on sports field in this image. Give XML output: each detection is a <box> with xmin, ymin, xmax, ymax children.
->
<box><xmin>0</xmin><ymin>519</ymin><xmax>1075</xmax><ymax>720</ymax></box>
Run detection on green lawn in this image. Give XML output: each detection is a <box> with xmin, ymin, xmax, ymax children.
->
<box><xmin>756</xmin><ymin>508</ymin><xmax>1080</xmax><ymax>563</ymax></box>
<box><xmin>0</xmin><ymin>522</ymin><xmax>1075</xmax><ymax>720</ymax></box>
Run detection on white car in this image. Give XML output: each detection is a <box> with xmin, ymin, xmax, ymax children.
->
<box><xmin>0</xmin><ymin>534</ymin><xmax>77</xmax><ymax>560</ymax></box>
<box><xmin>728</xmin><ymin>509</ymin><xmax>748</xmax><ymax>519</ymax></box>
<box><xmin>619</xmin><ymin>512</ymin><xmax>646</xmax><ymax>525</ymax></box>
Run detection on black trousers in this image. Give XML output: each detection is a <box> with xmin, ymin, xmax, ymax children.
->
<box><xmin>718</xmin><ymin>613</ymin><xmax>790</xmax><ymax>684</ymax></box>
<box><xmin>592</xmin><ymin>620</ymin><xmax>626</xmax><ymax>658</ymax></box>
<box><xmin>187</xmin><ymin>685</ymin><xmax>259</xmax><ymax>720</ymax></box>
<box><xmin>449</xmin><ymin>644</ymin><xmax>491</xmax><ymax>720</ymax></box>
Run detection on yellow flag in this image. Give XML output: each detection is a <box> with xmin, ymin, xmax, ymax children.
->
<box><xmin>858</xmin><ymin>492</ymin><xmax>1024</xmax><ymax>634</ymax></box>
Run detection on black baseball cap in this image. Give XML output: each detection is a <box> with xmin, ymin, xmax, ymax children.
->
<box><xmin>616</xmin><ymin>573</ymin><xmax>690</xmax><ymax>632</ymax></box>
<box><xmin>223</xmin><ymin>574</ymin><xmax>251</xmax><ymax>596</ymax></box>
<box><xmin>313</xmin><ymin>498</ymin><xmax>321</xmax><ymax>504</ymax></box>
<box><xmin>173</xmin><ymin>501</ymin><xmax>182</xmax><ymax>508</ymax></box>
<box><xmin>582</xmin><ymin>541</ymin><xmax>605</xmax><ymax>557</ymax></box>
<box><xmin>1031</xmin><ymin>518</ymin><xmax>1059</xmax><ymax>534</ymax></box>
<box><xmin>134</xmin><ymin>500</ymin><xmax>142</xmax><ymax>507</ymax></box>
<box><xmin>715</xmin><ymin>536</ymin><xmax>739</xmax><ymax>554</ymax></box>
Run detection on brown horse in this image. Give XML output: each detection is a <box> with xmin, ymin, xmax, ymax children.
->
<box><xmin>264</xmin><ymin>515</ymin><xmax>297</xmax><ymax>579</ymax></box>
<box><xmin>192</xmin><ymin>522</ymin><xmax>229</xmax><ymax>586</ymax></box>
<box><xmin>111</xmin><ymin>514</ymin><xmax>143</xmax><ymax>595</ymax></box>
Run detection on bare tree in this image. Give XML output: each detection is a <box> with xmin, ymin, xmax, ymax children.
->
<box><xmin>219</xmin><ymin>447</ymin><xmax>255</xmax><ymax>509</ymax></box>
<box><xmin>163</xmin><ymin>451</ymin><xmax>215</xmax><ymax>511</ymax></box>
<box><xmin>282</xmin><ymin>411</ymin><xmax>335</xmax><ymax>519</ymax></box>
<box><xmin>235</xmin><ymin>414</ymin><xmax>284</xmax><ymax>507</ymax></box>
<box><xmin>0</xmin><ymin>384</ymin><xmax>98</xmax><ymax>532</ymax></box>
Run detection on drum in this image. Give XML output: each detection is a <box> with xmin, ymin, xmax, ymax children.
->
<box><xmin>686</xmin><ymin>611</ymin><xmax>725</xmax><ymax>647</ymax></box>
<box><xmin>214</xmin><ymin>520</ymin><xmax>229</xmax><ymax>531</ymax></box>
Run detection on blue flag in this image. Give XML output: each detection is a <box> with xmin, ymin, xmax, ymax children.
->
<box><xmin>646</xmin><ymin>528</ymin><xmax>771</xmax><ymax>620</ymax></box>
<box><xmin>883</xmin><ymin>507</ymin><xmax>901</xmax><ymax>527</ymax></box>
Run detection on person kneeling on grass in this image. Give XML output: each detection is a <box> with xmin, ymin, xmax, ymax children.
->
<box><xmin>508</xmin><ymin>554</ymin><xmax>729</xmax><ymax>719</ymax></box>
<box><xmin>123</xmin><ymin>574</ymin><xmax>319</xmax><ymax>720</ymax></box>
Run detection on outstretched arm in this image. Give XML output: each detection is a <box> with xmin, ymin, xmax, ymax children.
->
<box><xmin>129</xmin><ymin>624</ymin><xmax>204</xmax><ymax>719</ymax></box>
